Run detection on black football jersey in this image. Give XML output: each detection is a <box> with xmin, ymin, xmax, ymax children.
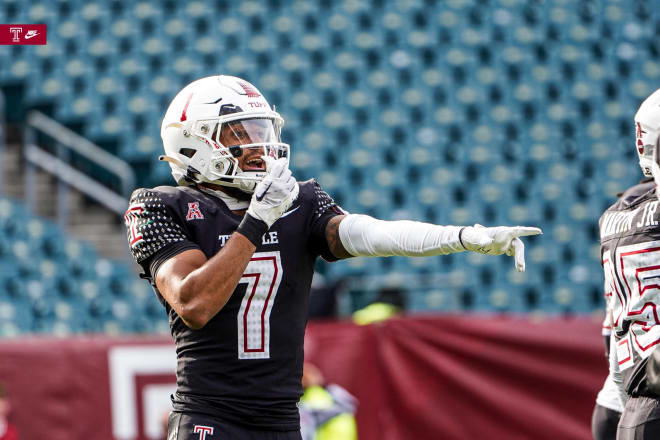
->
<box><xmin>599</xmin><ymin>180</ymin><xmax>660</xmax><ymax>397</ymax></box>
<box><xmin>124</xmin><ymin>180</ymin><xmax>344</xmax><ymax>430</ymax></box>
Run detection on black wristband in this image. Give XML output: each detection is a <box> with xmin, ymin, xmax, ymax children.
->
<box><xmin>237</xmin><ymin>213</ymin><xmax>268</xmax><ymax>247</ymax></box>
<box><xmin>458</xmin><ymin>227</ymin><xmax>467</xmax><ymax>250</ymax></box>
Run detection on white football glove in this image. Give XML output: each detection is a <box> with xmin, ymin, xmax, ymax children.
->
<box><xmin>246</xmin><ymin>156</ymin><xmax>299</xmax><ymax>228</ymax></box>
<box><xmin>461</xmin><ymin>224</ymin><xmax>542</xmax><ymax>272</ymax></box>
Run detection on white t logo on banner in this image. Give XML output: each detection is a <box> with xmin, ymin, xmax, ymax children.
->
<box><xmin>108</xmin><ymin>345</ymin><xmax>176</xmax><ymax>440</ymax></box>
<box><xmin>9</xmin><ymin>27</ymin><xmax>22</xmax><ymax>42</ymax></box>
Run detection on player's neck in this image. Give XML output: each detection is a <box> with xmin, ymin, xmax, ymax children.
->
<box><xmin>197</xmin><ymin>183</ymin><xmax>250</xmax><ymax>214</ymax></box>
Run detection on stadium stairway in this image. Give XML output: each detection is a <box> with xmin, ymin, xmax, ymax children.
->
<box><xmin>1</xmin><ymin>141</ymin><xmax>129</xmax><ymax>262</ymax></box>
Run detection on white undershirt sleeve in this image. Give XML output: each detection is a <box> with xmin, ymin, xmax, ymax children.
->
<box><xmin>337</xmin><ymin>213</ymin><xmax>466</xmax><ymax>257</ymax></box>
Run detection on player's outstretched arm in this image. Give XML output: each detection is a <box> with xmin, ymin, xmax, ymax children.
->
<box><xmin>155</xmin><ymin>157</ymin><xmax>298</xmax><ymax>330</ymax></box>
<box><xmin>326</xmin><ymin>214</ymin><xmax>541</xmax><ymax>272</ymax></box>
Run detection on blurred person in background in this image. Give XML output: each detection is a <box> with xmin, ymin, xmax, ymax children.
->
<box><xmin>0</xmin><ymin>384</ymin><xmax>18</xmax><ymax>440</ymax></box>
<box><xmin>125</xmin><ymin>75</ymin><xmax>540</xmax><ymax>439</ymax></box>
<box><xmin>591</xmin><ymin>180</ymin><xmax>653</xmax><ymax>440</ymax></box>
<box><xmin>299</xmin><ymin>362</ymin><xmax>357</xmax><ymax>440</ymax></box>
<box><xmin>352</xmin><ymin>286</ymin><xmax>406</xmax><ymax>325</ymax></box>
<box><xmin>601</xmin><ymin>89</ymin><xmax>660</xmax><ymax>439</ymax></box>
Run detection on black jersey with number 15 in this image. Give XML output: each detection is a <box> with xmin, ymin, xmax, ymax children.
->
<box><xmin>125</xmin><ymin>179</ymin><xmax>344</xmax><ymax>431</ymax></box>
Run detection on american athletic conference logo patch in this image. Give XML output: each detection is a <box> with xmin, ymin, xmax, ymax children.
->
<box><xmin>186</xmin><ymin>202</ymin><xmax>204</xmax><ymax>220</ymax></box>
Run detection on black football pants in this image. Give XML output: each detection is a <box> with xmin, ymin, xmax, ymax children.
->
<box><xmin>616</xmin><ymin>396</ymin><xmax>660</xmax><ymax>440</ymax></box>
<box><xmin>168</xmin><ymin>412</ymin><xmax>302</xmax><ymax>440</ymax></box>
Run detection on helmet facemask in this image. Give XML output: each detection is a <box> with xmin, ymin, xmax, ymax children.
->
<box><xmin>204</xmin><ymin>115</ymin><xmax>289</xmax><ymax>193</ymax></box>
<box><xmin>162</xmin><ymin>113</ymin><xmax>289</xmax><ymax>193</ymax></box>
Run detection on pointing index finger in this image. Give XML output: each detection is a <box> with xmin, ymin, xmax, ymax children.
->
<box><xmin>511</xmin><ymin>227</ymin><xmax>543</xmax><ymax>237</ymax></box>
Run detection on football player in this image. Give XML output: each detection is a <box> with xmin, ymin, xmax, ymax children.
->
<box><xmin>592</xmin><ymin>180</ymin><xmax>653</xmax><ymax>440</ymax></box>
<box><xmin>125</xmin><ymin>75</ymin><xmax>542</xmax><ymax>440</ymax></box>
<box><xmin>601</xmin><ymin>89</ymin><xmax>660</xmax><ymax>439</ymax></box>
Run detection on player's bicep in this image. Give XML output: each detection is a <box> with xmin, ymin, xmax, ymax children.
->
<box><xmin>155</xmin><ymin>249</ymin><xmax>208</xmax><ymax>310</ymax></box>
<box><xmin>325</xmin><ymin>215</ymin><xmax>353</xmax><ymax>259</ymax></box>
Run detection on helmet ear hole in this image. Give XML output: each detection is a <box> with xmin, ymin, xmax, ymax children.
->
<box><xmin>179</xmin><ymin>148</ymin><xmax>196</xmax><ymax>158</ymax></box>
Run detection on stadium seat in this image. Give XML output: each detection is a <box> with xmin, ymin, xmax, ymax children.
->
<box><xmin>0</xmin><ymin>197</ymin><xmax>158</xmax><ymax>336</ymax></box>
<box><xmin>2</xmin><ymin>0</ymin><xmax>656</xmax><ymax>321</ymax></box>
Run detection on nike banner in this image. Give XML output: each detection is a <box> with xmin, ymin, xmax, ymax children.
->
<box><xmin>0</xmin><ymin>24</ymin><xmax>47</xmax><ymax>45</ymax></box>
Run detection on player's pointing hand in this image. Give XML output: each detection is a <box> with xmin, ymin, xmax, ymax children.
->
<box><xmin>460</xmin><ymin>225</ymin><xmax>543</xmax><ymax>272</ymax></box>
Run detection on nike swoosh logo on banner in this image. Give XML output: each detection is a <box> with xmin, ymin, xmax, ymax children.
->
<box><xmin>25</xmin><ymin>32</ymin><xmax>38</xmax><ymax>39</ymax></box>
<box><xmin>280</xmin><ymin>206</ymin><xmax>300</xmax><ymax>218</ymax></box>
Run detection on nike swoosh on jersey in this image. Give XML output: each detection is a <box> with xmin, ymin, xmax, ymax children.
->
<box><xmin>280</xmin><ymin>206</ymin><xmax>300</xmax><ymax>218</ymax></box>
<box><xmin>25</xmin><ymin>32</ymin><xmax>39</xmax><ymax>39</ymax></box>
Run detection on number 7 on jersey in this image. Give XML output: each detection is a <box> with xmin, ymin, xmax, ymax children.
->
<box><xmin>237</xmin><ymin>251</ymin><xmax>283</xmax><ymax>359</ymax></box>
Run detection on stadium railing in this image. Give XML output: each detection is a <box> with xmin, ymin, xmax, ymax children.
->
<box><xmin>23</xmin><ymin>111</ymin><xmax>134</xmax><ymax>227</ymax></box>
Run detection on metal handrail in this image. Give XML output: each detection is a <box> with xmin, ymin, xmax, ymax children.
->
<box><xmin>26</xmin><ymin>111</ymin><xmax>135</xmax><ymax>196</ymax></box>
<box><xmin>24</xmin><ymin>111</ymin><xmax>136</xmax><ymax>224</ymax></box>
<box><xmin>25</xmin><ymin>144</ymin><xmax>129</xmax><ymax>215</ymax></box>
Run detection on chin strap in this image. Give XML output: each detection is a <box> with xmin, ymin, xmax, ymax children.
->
<box><xmin>160</xmin><ymin>155</ymin><xmax>202</xmax><ymax>186</ymax></box>
<box><xmin>199</xmin><ymin>186</ymin><xmax>250</xmax><ymax>211</ymax></box>
<box><xmin>160</xmin><ymin>154</ymin><xmax>251</xmax><ymax>210</ymax></box>
<box><xmin>159</xmin><ymin>154</ymin><xmax>185</xmax><ymax>167</ymax></box>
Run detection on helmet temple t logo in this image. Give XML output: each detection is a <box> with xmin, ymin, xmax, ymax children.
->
<box><xmin>637</xmin><ymin>122</ymin><xmax>647</xmax><ymax>155</ymax></box>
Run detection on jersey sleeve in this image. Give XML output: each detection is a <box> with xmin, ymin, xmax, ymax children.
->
<box><xmin>125</xmin><ymin>189</ymin><xmax>200</xmax><ymax>278</ymax></box>
<box><xmin>307</xmin><ymin>180</ymin><xmax>346</xmax><ymax>261</ymax></box>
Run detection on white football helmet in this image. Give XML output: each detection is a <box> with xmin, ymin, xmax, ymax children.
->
<box><xmin>635</xmin><ymin>88</ymin><xmax>660</xmax><ymax>189</ymax></box>
<box><xmin>160</xmin><ymin>75</ymin><xmax>289</xmax><ymax>193</ymax></box>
